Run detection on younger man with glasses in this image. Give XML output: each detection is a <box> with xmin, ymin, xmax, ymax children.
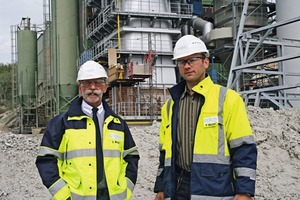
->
<box><xmin>154</xmin><ymin>35</ymin><xmax>257</xmax><ymax>200</ymax></box>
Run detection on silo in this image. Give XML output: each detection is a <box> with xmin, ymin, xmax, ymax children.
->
<box><xmin>37</xmin><ymin>33</ymin><xmax>45</xmax><ymax>84</ymax></box>
<box><xmin>120</xmin><ymin>0</ymin><xmax>175</xmax><ymax>84</ymax></box>
<box><xmin>17</xmin><ymin>18</ymin><xmax>37</xmax><ymax>104</ymax></box>
<box><xmin>120</xmin><ymin>0</ymin><xmax>172</xmax><ymax>52</ymax></box>
<box><xmin>276</xmin><ymin>0</ymin><xmax>300</xmax><ymax>107</ymax></box>
<box><xmin>40</xmin><ymin>26</ymin><xmax>54</xmax><ymax>120</ymax></box>
<box><xmin>43</xmin><ymin>28</ymin><xmax>51</xmax><ymax>86</ymax></box>
<box><xmin>51</xmin><ymin>0</ymin><xmax>79</xmax><ymax>113</ymax></box>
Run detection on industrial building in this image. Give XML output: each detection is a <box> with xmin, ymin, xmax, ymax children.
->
<box><xmin>10</xmin><ymin>0</ymin><xmax>300</xmax><ymax>133</ymax></box>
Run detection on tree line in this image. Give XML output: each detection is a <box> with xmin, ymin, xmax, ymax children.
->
<box><xmin>0</xmin><ymin>63</ymin><xmax>12</xmax><ymax>113</ymax></box>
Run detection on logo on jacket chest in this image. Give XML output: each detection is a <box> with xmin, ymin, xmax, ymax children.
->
<box><xmin>110</xmin><ymin>133</ymin><xmax>122</xmax><ymax>144</ymax></box>
<box><xmin>203</xmin><ymin>116</ymin><xmax>218</xmax><ymax>127</ymax></box>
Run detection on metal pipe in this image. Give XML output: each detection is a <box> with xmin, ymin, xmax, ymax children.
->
<box><xmin>190</xmin><ymin>16</ymin><xmax>213</xmax><ymax>43</ymax></box>
<box><xmin>117</xmin><ymin>0</ymin><xmax>121</xmax><ymax>59</ymax></box>
<box><xmin>117</xmin><ymin>14</ymin><xmax>121</xmax><ymax>59</ymax></box>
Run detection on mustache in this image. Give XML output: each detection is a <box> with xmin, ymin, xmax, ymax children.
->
<box><xmin>85</xmin><ymin>89</ymin><xmax>103</xmax><ymax>96</ymax></box>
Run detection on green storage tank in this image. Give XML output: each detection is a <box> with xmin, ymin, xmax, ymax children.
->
<box><xmin>37</xmin><ymin>33</ymin><xmax>45</xmax><ymax>85</ymax></box>
<box><xmin>17</xmin><ymin>22</ymin><xmax>38</xmax><ymax>104</ymax></box>
<box><xmin>51</xmin><ymin>0</ymin><xmax>79</xmax><ymax>113</ymax></box>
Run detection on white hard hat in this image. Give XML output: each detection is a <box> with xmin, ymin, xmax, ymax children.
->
<box><xmin>77</xmin><ymin>60</ymin><xmax>108</xmax><ymax>82</ymax></box>
<box><xmin>173</xmin><ymin>35</ymin><xmax>209</xmax><ymax>60</ymax></box>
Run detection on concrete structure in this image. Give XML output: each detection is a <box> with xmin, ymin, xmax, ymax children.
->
<box><xmin>11</xmin><ymin>0</ymin><xmax>300</xmax><ymax>133</ymax></box>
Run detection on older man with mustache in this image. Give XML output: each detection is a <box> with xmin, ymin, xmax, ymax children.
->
<box><xmin>36</xmin><ymin>60</ymin><xmax>140</xmax><ymax>200</ymax></box>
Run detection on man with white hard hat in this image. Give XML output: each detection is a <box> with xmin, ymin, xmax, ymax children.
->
<box><xmin>154</xmin><ymin>35</ymin><xmax>257</xmax><ymax>200</ymax></box>
<box><xmin>36</xmin><ymin>60</ymin><xmax>140</xmax><ymax>200</ymax></box>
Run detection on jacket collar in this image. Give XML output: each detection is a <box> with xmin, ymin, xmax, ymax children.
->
<box><xmin>191</xmin><ymin>75</ymin><xmax>214</xmax><ymax>96</ymax></box>
<box><xmin>169</xmin><ymin>75</ymin><xmax>214</xmax><ymax>99</ymax></box>
<box><xmin>67</xmin><ymin>97</ymin><xmax>117</xmax><ymax>118</ymax></box>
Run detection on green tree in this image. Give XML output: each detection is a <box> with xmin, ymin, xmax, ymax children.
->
<box><xmin>0</xmin><ymin>63</ymin><xmax>12</xmax><ymax>112</ymax></box>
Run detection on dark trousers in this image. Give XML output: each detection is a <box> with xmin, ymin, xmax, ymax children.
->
<box><xmin>97</xmin><ymin>188</ymin><xmax>110</xmax><ymax>200</ymax></box>
<box><xmin>173</xmin><ymin>167</ymin><xmax>191</xmax><ymax>200</ymax></box>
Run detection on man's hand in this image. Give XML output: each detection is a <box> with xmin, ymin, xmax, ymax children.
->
<box><xmin>234</xmin><ymin>194</ymin><xmax>252</xmax><ymax>200</ymax></box>
<box><xmin>155</xmin><ymin>192</ymin><xmax>164</xmax><ymax>200</ymax></box>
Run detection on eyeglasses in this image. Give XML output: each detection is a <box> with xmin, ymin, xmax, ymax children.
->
<box><xmin>177</xmin><ymin>57</ymin><xmax>206</xmax><ymax>68</ymax></box>
<box><xmin>80</xmin><ymin>79</ymin><xmax>106</xmax><ymax>87</ymax></box>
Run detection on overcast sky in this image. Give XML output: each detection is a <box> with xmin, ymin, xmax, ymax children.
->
<box><xmin>0</xmin><ymin>0</ymin><xmax>43</xmax><ymax>64</ymax></box>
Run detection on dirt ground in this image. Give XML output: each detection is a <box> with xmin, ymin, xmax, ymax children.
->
<box><xmin>0</xmin><ymin>106</ymin><xmax>300</xmax><ymax>200</ymax></box>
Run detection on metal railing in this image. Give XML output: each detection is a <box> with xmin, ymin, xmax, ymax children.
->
<box><xmin>111</xmin><ymin>101</ymin><xmax>162</xmax><ymax>119</ymax></box>
<box><xmin>87</xmin><ymin>1</ymin><xmax>192</xmax><ymax>39</ymax></box>
<box><xmin>112</xmin><ymin>0</ymin><xmax>192</xmax><ymax>16</ymax></box>
<box><xmin>90</xmin><ymin>37</ymin><xmax>173</xmax><ymax>60</ymax></box>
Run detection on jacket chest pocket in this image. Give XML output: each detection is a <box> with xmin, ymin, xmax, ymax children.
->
<box><xmin>103</xmin><ymin>130</ymin><xmax>124</xmax><ymax>150</ymax></box>
<box><xmin>194</xmin><ymin>114</ymin><xmax>223</xmax><ymax>155</ymax></box>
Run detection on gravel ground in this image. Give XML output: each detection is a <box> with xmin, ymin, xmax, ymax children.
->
<box><xmin>0</xmin><ymin>106</ymin><xmax>300</xmax><ymax>200</ymax></box>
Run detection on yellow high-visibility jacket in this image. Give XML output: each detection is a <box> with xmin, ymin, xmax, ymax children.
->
<box><xmin>154</xmin><ymin>76</ymin><xmax>257</xmax><ymax>199</ymax></box>
<box><xmin>36</xmin><ymin>97</ymin><xmax>139</xmax><ymax>200</ymax></box>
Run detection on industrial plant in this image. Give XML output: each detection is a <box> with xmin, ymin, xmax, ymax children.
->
<box><xmin>10</xmin><ymin>0</ymin><xmax>300</xmax><ymax>133</ymax></box>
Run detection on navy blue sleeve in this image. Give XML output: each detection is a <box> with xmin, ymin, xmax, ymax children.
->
<box><xmin>123</xmin><ymin>121</ymin><xmax>140</xmax><ymax>184</ymax></box>
<box><xmin>154</xmin><ymin>149</ymin><xmax>165</xmax><ymax>193</ymax></box>
<box><xmin>35</xmin><ymin>114</ymin><xmax>66</xmax><ymax>188</ymax></box>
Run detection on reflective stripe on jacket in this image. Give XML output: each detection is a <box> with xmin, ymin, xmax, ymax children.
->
<box><xmin>36</xmin><ymin>97</ymin><xmax>139</xmax><ymax>200</ymax></box>
<box><xmin>154</xmin><ymin>76</ymin><xmax>257</xmax><ymax>199</ymax></box>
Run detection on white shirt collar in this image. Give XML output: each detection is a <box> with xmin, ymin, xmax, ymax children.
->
<box><xmin>81</xmin><ymin>100</ymin><xmax>104</xmax><ymax>117</ymax></box>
